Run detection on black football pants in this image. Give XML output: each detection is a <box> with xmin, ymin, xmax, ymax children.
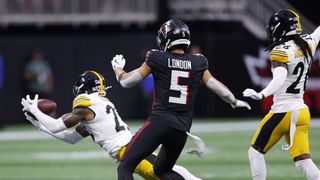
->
<box><xmin>117</xmin><ymin>119</ymin><xmax>187</xmax><ymax>180</ymax></box>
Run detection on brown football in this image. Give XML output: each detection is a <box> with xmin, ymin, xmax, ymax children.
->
<box><xmin>38</xmin><ymin>99</ymin><xmax>57</xmax><ymax>117</ymax></box>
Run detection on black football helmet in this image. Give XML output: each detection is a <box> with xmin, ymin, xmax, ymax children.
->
<box><xmin>156</xmin><ymin>19</ymin><xmax>191</xmax><ymax>51</ymax></box>
<box><xmin>266</xmin><ymin>9</ymin><xmax>302</xmax><ymax>42</ymax></box>
<box><xmin>73</xmin><ymin>70</ymin><xmax>106</xmax><ymax>96</ymax></box>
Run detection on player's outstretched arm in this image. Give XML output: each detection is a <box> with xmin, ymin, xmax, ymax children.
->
<box><xmin>21</xmin><ymin>94</ymin><xmax>67</xmax><ymax>133</ymax></box>
<box><xmin>243</xmin><ymin>61</ymin><xmax>287</xmax><ymax>100</ymax></box>
<box><xmin>202</xmin><ymin>70</ymin><xmax>251</xmax><ymax>110</ymax></box>
<box><xmin>43</xmin><ymin>125</ymin><xmax>86</xmax><ymax>144</ymax></box>
<box><xmin>21</xmin><ymin>95</ymin><xmax>94</xmax><ymax>133</ymax></box>
<box><xmin>24</xmin><ymin>112</ymin><xmax>87</xmax><ymax>144</ymax></box>
<box><xmin>111</xmin><ymin>54</ymin><xmax>151</xmax><ymax>88</ymax></box>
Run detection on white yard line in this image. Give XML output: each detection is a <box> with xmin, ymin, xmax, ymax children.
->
<box><xmin>1</xmin><ymin>119</ymin><xmax>320</xmax><ymax>141</ymax></box>
<box><xmin>191</xmin><ymin>118</ymin><xmax>320</xmax><ymax>133</ymax></box>
<box><xmin>33</xmin><ymin>150</ymin><xmax>108</xmax><ymax>160</ymax></box>
<box><xmin>0</xmin><ymin>131</ymin><xmax>53</xmax><ymax>141</ymax></box>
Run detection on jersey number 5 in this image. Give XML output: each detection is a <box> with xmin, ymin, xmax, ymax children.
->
<box><xmin>169</xmin><ymin>70</ymin><xmax>190</xmax><ymax>105</ymax></box>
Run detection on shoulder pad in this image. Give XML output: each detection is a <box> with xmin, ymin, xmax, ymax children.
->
<box><xmin>270</xmin><ymin>49</ymin><xmax>288</xmax><ymax>63</ymax></box>
<box><xmin>146</xmin><ymin>49</ymin><xmax>159</xmax><ymax>57</ymax></box>
<box><xmin>73</xmin><ymin>94</ymin><xmax>93</xmax><ymax>109</ymax></box>
<box><xmin>145</xmin><ymin>49</ymin><xmax>161</xmax><ymax>66</ymax></box>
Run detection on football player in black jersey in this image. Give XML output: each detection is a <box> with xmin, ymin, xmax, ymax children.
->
<box><xmin>111</xmin><ymin>19</ymin><xmax>251</xmax><ymax>180</ymax></box>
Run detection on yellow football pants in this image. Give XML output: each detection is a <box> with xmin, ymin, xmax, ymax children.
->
<box><xmin>251</xmin><ymin>108</ymin><xmax>310</xmax><ymax>159</ymax></box>
<box><xmin>116</xmin><ymin>146</ymin><xmax>160</xmax><ymax>180</ymax></box>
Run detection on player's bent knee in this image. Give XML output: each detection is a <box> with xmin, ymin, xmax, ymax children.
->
<box><xmin>134</xmin><ymin>159</ymin><xmax>157</xmax><ymax>180</ymax></box>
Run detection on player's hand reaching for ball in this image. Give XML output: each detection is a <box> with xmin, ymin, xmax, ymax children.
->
<box><xmin>111</xmin><ymin>54</ymin><xmax>126</xmax><ymax>70</ymax></box>
<box><xmin>24</xmin><ymin>112</ymin><xmax>40</xmax><ymax>128</ymax></box>
<box><xmin>24</xmin><ymin>111</ymin><xmax>49</xmax><ymax>132</ymax></box>
<box><xmin>21</xmin><ymin>94</ymin><xmax>39</xmax><ymax>114</ymax></box>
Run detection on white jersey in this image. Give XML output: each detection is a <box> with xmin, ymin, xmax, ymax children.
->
<box><xmin>73</xmin><ymin>93</ymin><xmax>132</xmax><ymax>159</ymax></box>
<box><xmin>269</xmin><ymin>26</ymin><xmax>320</xmax><ymax>113</ymax></box>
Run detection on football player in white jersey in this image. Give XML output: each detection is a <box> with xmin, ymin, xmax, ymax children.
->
<box><xmin>243</xmin><ymin>9</ymin><xmax>320</xmax><ymax>180</ymax></box>
<box><xmin>21</xmin><ymin>70</ymin><xmax>202</xmax><ymax>180</ymax></box>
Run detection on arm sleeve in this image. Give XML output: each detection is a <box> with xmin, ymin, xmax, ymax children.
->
<box><xmin>260</xmin><ymin>66</ymin><xmax>288</xmax><ymax>97</ymax></box>
<box><xmin>118</xmin><ymin>50</ymin><xmax>154</xmax><ymax>88</ymax></box>
<box><xmin>206</xmin><ymin>77</ymin><xmax>236</xmax><ymax>104</ymax></box>
<box><xmin>119</xmin><ymin>71</ymin><xmax>143</xmax><ymax>88</ymax></box>
<box><xmin>31</xmin><ymin>108</ymin><xmax>67</xmax><ymax>133</ymax></box>
<box><xmin>39</xmin><ymin>125</ymin><xmax>83</xmax><ymax>144</ymax></box>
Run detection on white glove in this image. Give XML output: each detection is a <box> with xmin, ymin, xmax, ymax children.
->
<box><xmin>186</xmin><ymin>132</ymin><xmax>206</xmax><ymax>157</ymax></box>
<box><xmin>111</xmin><ymin>54</ymin><xmax>126</xmax><ymax>70</ymax></box>
<box><xmin>24</xmin><ymin>112</ymin><xmax>40</xmax><ymax>128</ymax></box>
<box><xmin>21</xmin><ymin>94</ymin><xmax>39</xmax><ymax>114</ymax></box>
<box><xmin>231</xmin><ymin>99</ymin><xmax>251</xmax><ymax>110</ymax></box>
<box><xmin>243</xmin><ymin>88</ymin><xmax>264</xmax><ymax>100</ymax></box>
<box><xmin>24</xmin><ymin>111</ymin><xmax>47</xmax><ymax>132</ymax></box>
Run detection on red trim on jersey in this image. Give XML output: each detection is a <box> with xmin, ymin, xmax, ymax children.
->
<box><xmin>186</xmin><ymin>72</ymin><xmax>191</xmax><ymax>105</ymax></box>
<box><xmin>152</xmin><ymin>89</ymin><xmax>156</xmax><ymax>109</ymax></box>
<box><xmin>121</xmin><ymin>118</ymin><xmax>152</xmax><ymax>160</ymax></box>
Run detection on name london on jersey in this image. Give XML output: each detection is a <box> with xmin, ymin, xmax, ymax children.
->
<box><xmin>168</xmin><ymin>58</ymin><xmax>192</xmax><ymax>70</ymax></box>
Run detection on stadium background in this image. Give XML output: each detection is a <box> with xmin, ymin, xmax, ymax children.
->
<box><xmin>0</xmin><ymin>0</ymin><xmax>319</xmax><ymax>124</ymax></box>
<box><xmin>1</xmin><ymin>1</ymin><xmax>320</xmax><ymax>180</ymax></box>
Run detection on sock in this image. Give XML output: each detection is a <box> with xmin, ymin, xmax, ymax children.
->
<box><xmin>172</xmin><ymin>165</ymin><xmax>202</xmax><ymax>180</ymax></box>
<box><xmin>295</xmin><ymin>159</ymin><xmax>320</xmax><ymax>180</ymax></box>
<box><xmin>248</xmin><ymin>147</ymin><xmax>266</xmax><ymax>180</ymax></box>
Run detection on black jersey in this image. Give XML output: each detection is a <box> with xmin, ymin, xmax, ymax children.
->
<box><xmin>145</xmin><ymin>49</ymin><xmax>208</xmax><ymax>132</ymax></box>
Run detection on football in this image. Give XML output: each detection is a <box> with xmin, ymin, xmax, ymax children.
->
<box><xmin>38</xmin><ymin>99</ymin><xmax>57</xmax><ymax>117</ymax></box>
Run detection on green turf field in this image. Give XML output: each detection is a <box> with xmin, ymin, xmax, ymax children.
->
<box><xmin>0</xmin><ymin>120</ymin><xmax>319</xmax><ymax>180</ymax></box>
